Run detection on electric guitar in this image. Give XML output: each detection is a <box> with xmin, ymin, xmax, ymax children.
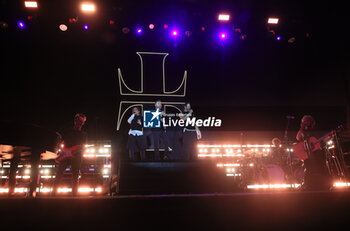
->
<box><xmin>293</xmin><ymin>125</ymin><xmax>343</xmax><ymax>161</ymax></box>
<box><xmin>55</xmin><ymin>145</ymin><xmax>81</xmax><ymax>163</ymax></box>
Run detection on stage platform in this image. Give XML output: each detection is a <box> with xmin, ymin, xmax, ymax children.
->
<box><xmin>1</xmin><ymin>191</ymin><xmax>350</xmax><ymax>230</ymax></box>
<box><xmin>118</xmin><ymin>160</ymin><xmax>241</xmax><ymax>195</ymax></box>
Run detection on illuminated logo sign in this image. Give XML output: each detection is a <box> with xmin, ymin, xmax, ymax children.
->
<box><xmin>143</xmin><ymin>109</ymin><xmax>162</xmax><ymax>128</ymax></box>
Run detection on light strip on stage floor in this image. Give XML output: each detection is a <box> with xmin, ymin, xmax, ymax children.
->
<box><xmin>198</xmin><ymin>154</ymin><xmax>245</xmax><ymax>158</ymax></box>
<box><xmin>333</xmin><ymin>182</ymin><xmax>350</xmax><ymax>187</ymax></box>
<box><xmin>83</xmin><ymin>154</ymin><xmax>111</xmax><ymax>158</ymax></box>
<box><xmin>247</xmin><ymin>184</ymin><xmax>301</xmax><ymax>189</ymax></box>
<box><xmin>197</xmin><ymin>144</ymin><xmax>273</xmax><ymax>148</ymax></box>
<box><xmin>226</xmin><ymin>173</ymin><xmax>241</xmax><ymax>177</ymax></box>
<box><xmin>0</xmin><ymin>187</ymin><xmax>103</xmax><ymax>194</ymax></box>
<box><xmin>217</xmin><ymin>163</ymin><xmax>241</xmax><ymax>167</ymax></box>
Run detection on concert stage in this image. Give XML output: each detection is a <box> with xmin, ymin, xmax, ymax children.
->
<box><xmin>1</xmin><ymin>191</ymin><xmax>350</xmax><ymax>230</ymax></box>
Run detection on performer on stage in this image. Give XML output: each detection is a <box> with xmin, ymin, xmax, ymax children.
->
<box><xmin>52</xmin><ymin>113</ymin><xmax>87</xmax><ymax>196</ymax></box>
<box><xmin>270</xmin><ymin>137</ymin><xmax>284</xmax><ymax>165</ymax></box>
<box><xmin>152</xmin><ymin>100</ymin><xmax>170</xmax><ymax>160</ymax></box>
<box><xmin>180</xmin><ymin>102</ymin><xmax>202</xmax><ymax>161</ymax></box>
<box><xmin>127</xmin><ymin>107</ymin><xmax>146</xmax><ymax>161</ymax></box>
<box><xmin>296</xmin><ymin>115</ymin><xmax>331</xmax><ymax>190</ymax></box>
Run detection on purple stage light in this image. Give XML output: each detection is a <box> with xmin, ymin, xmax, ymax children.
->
<box><xmin>277</xmin><ymin>36</ymin><xmax>281</xmax><ymax>41</ymax></box>
<box><xmin>171</xmin><ymin>30</ymin><xmax>178</xmax><ymax>36</ymax></box>
<box><xmin>83</xmin><ymin>24</ymin><xmax>89</xmax><ymax>30</ymax></box>
<box><xmin>136</xmin><ymin>28</ymin><xmax>142</xmax><ymax>34</ymax></box>
<box><xmin>220</xmin><ymin>33</ymin><xmax>227</xmax><ymax>39</ymax></box>
<box><xmin>18</xmin><ymin>21</ymin><xmax>25</xmax><ymax>29</ymax></box>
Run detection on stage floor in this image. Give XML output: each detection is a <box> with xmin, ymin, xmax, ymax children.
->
<box><xmin>1</xmin><ymin>190</ymin><xmax>350</xmax><ymax>230</ymax></box>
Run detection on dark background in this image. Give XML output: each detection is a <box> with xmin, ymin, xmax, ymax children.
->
<box><xmin>0</xmin><ymin>0</ymin><xmax>348</xmax><ymax>141</ymax></box>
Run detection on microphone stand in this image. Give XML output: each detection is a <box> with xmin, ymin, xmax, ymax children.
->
<box><xmin>284</xmin><ymin>116</ymin><xmax>294</xmax><ymax>183</ymax></box>
<box><xmin>284</xmin><ymin>116</ymin><xmax>292</xmax><ymax>141</ymax></box>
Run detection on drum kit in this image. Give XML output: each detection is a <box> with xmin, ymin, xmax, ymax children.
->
<box><xmin>240</xmin><ymin>142</ymin><xmax>305</xmax><ymax>186</ymax></box>
<box><xmin>237</xmin><ymin>117</ymin><xmax>347</xmax><ymax>188</ymax></box>
<box><xmin>239</xmin><ymin>129</ymin><xmax>346</xmax><ymax>187</ymax></box>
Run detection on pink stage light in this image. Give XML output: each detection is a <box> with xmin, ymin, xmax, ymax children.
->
<box><xmin>220</xmin><ymin>33</ymin><xmax>227</xmax><ymax>39</ymax></box>
<box><xmin>172</xmin><ymin>30</ymin><xmax>178</xmax><ymax>36</ymax></box>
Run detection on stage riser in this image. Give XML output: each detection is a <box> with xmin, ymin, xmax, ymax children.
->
<box><xmin>118</xmin><ymin>161</ymin><xmax>238</xmax><ymax>195</ymax></box>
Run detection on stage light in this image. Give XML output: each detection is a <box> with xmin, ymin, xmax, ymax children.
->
<box><xmin>201</xmin><ymin>26</ymin><xmax>205</xmax><ymax>31</ymax></box>
<box><xmin>163</xmin><ymin>24</ymin><xmax>168</xmax><ymax>29</ymax></box>
<box><xmin>240</xmin><ymin>34</ymin><xmax>247</xmax><ymax>40</ymax></box>
<box><xmin>171</xmin><ymin>30</ymin><xmax>178</xmax><ymax>36</ymax></box>
<box><xmin>15</xmin><ymin>188</ymin><xmax>28</xmax><ymax>193</ymax></box>
<box><xmin>109</xmin><ymin>20</ymin><xmax>115</xmax><ymax>25</ymax></box>
<box><xmin>83</xmin><ymin>154</ymin><xmax>95</xmax><ymax>158</ymax></box>
<box><xmin>78</xmin><ymin>187</ymin><xmax>94</xmax><ymax>193</ymax></box>
<box><xmin>218</xmin><ymin>14</ymin><xmax>230</xmax><ymax>21</ymax></box>
<box><xmin>333</xmin><ymin>182</ymin><xmax>350</xmax><ymax>187</ymax></box>
<box><xmin>234</xmin><ymin>27</ymin><xmax>242</xmax><ymax>33</ymax></box>
<box><xmin>220</xmin><ymin>33</ymin><xmax>227</xmax><ymax>39</ymax></box>
<box><xmin>247</xmin><ymin>184</ymin><xmax>301</xmax><ymax>189</ymax></box>
<box><xmin>288</xmin><ymin>37</ymin><xmax>296</xmax><ymax>43</ymax></box>
<box><xmin>83</xmin><ymin>24</ymin><xmax>89</xmax><ymax>30</ymax></box>
<box><xmin>0</xmin><ymin>21</ymin><xmax>8</xmax><ymax>29</ymax></box>
<box><xmin>136</xmin><ymin>28</ymin><xmax>142</xmax><ymax>34</ymax></box>
<box><xmin>81</xmin><ymin>2</ymin><xmax>96</xmax><ymax>13</ymax></box>
<box><xmin>185</xmin><ymin>31</ymin><xmax>192</xmax><ymax>37</ymax></box>
<box><xmin>276</xmin><ymin>36</ymin><xmax>281</xmax><ymax>41</ymax></box>
<box><xmin>69</xmin><ymin>17</ymin><xmax>78</xmax><ymax>23</ymax></box>
<box><xmin>59</xmin><ymin>24</ymin><xmax>68</xmax><ymax>31</ymax></box>
<box><xmin>24</xmin><ymin>1</ymin><xmax>38</xmax><ymax>8</ymax></box>
<box><xmin>39</xmin><ymin>188</ymin><xmax>52</xmax><ymax>193</ymax></box>
<box><xmin>268</xmin><ymin>17</ymin><xmax>279</xmax><ymax>24</ymax></box>
<box><xmin>122</xmin><ymin>27</ymin><xmax>130</xmax><ymax>34</ymax></box>
<box><xmin>149</xmin><ymin>24</ymin><xmax>155</xmax><ymax>30</ymax></box>
<box><xmin>18</xmin><ymin>21</ymin><xmax>25</xmax><ymax>29</ymax></box>
<box><xmin>58</xmin><ymin>187</ymin><xmax>72</xmax><ymax>193</ymax></box>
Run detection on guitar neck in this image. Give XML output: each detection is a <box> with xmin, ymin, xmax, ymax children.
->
<box><xmin>313</xmin><ymin>131</ymin><xmax>333</xmax><ymax>145</ymax></box>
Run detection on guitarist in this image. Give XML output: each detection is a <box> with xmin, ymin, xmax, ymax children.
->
<box><xmin>296</xmin><ymin>115</ymin><xmax>331</xmax><ymax>190</ymax></box>
<box><xmin>296</xmin><ymin>115</ymin><xmax>316</xmax><ymax>144</ymax></box>
<box><xmin>52</xmin><ymin>113</ymin><xmax>87</xmax><ymax>196</ymax></box>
